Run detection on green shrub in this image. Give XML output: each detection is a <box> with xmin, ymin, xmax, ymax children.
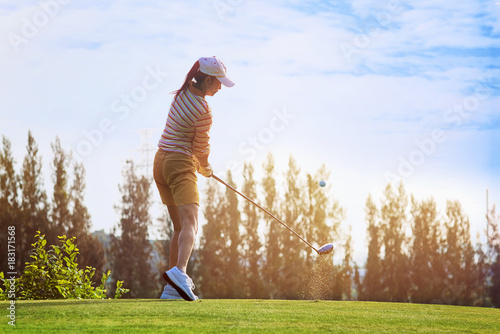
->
<box><xmin>0</xmin><ymin>231</ymin><xmax>129</xmax><ymax>300</ymax></box>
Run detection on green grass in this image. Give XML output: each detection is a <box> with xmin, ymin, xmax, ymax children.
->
<box><xmin>2</xmin><ymin>299</ymin><xmax>499</xmax><ymax>333</ymax></box>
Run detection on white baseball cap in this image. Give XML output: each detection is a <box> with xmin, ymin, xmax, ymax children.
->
<box><xmin>198</xmin><ymin>56</ymin><xmax>235</xmax><ymax>87</ymax></box>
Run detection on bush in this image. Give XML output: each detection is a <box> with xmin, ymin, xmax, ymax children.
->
<box><xmin>0</xmin><ymin>231</ymin><xmax>129</xmax><ymax>300</ymax></box>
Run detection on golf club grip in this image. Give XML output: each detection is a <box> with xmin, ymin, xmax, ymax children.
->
<box><xmin>211</xmin><ymin>174</ymin><xmax>318</xmax><ymax>253</ymax></box>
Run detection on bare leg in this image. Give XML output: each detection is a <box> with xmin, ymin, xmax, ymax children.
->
<box><xmin>166</xmin><ymin>205</ymin><xmax>181</xmax><ymax>269</ymax></box>
<box><xmin>176</xmin><ymin>203</ymin><xmax>199</xmax><ymax>272</ymax></box>
<box><xmin>169</xmin><ymin>231</ymin><xmax>180</xmax><ymax>269</ymax></box>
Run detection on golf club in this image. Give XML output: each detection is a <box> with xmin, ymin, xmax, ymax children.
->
<box><xmin>211</xmin><ymin>174</ymin><xmax>334</xmax><ymax>256</ymax></box>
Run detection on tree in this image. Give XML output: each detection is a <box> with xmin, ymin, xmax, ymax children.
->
<box><xmin>220</xmin><ymin>170</ymin><xmax>243</xmax><ymax>298</ymax></box>
<box><xmin>379</xmin><ymin>182</ymin><xmax>410</xmax><ymax>302</ymax></box>
<box><xmin>360</xmin><ymin>194</ymin><xmax>383</xmax><ymax>301</ymax></box>
<box><xmin>50</xmin><ymin>137</ymin><xmax>71</xmax><ymax>235</ymax></box>
<box><xmin>49</xmin><ymin>137</ymin><xmax>105</xmax><ymax>284</ymax></box>
<box><xmin>19</xmin><ymin>131</ymin><xmax>51</xmax><ymax>271</ymax></box>
<box><xmin>197</xmin><ymin>178</ymin><xmax>227</xmax><ymax>298</ymax></box>
<box><xmin>410</xmin><ymin>197</ymin><xmax>443</xmax><ymax>303</ymax></box>
<box><xmin>154</xmin><ymin>206</ymin><xmax>174</xmax><ymax>290</ymax></box>
<box><xmin>279</xmin><ymin>155</ymin><xmax>306</xmax><ymax>299</ymax></box>
<box><xmin>473</xmin><ymin>231</ymin><xmax>490</xmax><ymax>306</ymax></box>
<box><xmin>69</xmin><ymin>161</ymin><xmax>105</xmax><ymax>284</ymax></box>
<box><xmin>109</xmin><ymin>161</ymin><xmax>156</xmax><ymax>298</ymax></box>
<box><xmin>0</xmin><ymin>136</ymin><xmax>21</xmax><ymax>273</ymax></box>
<box><xmin>353</xmin><ymin>264</ymin><xmax>361</xmax><ymax>300</ymax></box>
<box><xmin>441</xmin><ymin>200</ymin><xmax>475</xmax><ymax>305</ymax></box>
<box><xmin>68</xmin><ymin>162</ymin><xmax>91</xmax><ymax>237</ymax></box>
<box><xmin>303</xmin><ymin>165</ymin><xmax>344</xmax><ymax>300</ymax></box>
<box><xmin>241</xmin><ymin>162</ymin><xmax>265</xmax><ymax>298</ymax></box>
<box><xmin>340</xmin><ymin>228</ymin><xmax>354</xmax><ymax>300</ymax></box>
<box><xmin>303</xmin><ymin>166</ymin><xmax>340</xmax><ymax>260</ymax></box>
<box><xmin>262</xmin><ymin>152</ymin><xmax>281</xmax><ymax>298</ymax></box>
<box><xmin>486</xmin><ymin>204</ymin><xmax>499</xmax><ymax>306</ymax></box>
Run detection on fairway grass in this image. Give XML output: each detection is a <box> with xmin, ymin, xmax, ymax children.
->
<box><xmin>1</xmin><ymin>299</ymin><xmax>499</xmax><ymax>333</ymax></box>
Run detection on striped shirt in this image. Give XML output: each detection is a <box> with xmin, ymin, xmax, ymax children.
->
<box><xmin>158</xmin><ymin>83</ymin><xmax>212</xmax><ymax>157</ymax></box>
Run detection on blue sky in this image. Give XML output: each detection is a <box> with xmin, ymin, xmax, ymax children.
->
<box><xmin>1</xmin><ymin>0</ymin><xmax>499</xmax><ymax>264</ymax></box>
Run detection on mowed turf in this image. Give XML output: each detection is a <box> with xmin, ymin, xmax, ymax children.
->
<box><xmin>1</xmin><ymin>299</ymin><xmax>499</xmax><ymax>333</ymax></box>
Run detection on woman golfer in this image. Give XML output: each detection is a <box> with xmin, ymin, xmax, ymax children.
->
<box><xmin>153</xmin><ymin>56</ymin><xmax>234</xmax><ymax>301</ymax></box>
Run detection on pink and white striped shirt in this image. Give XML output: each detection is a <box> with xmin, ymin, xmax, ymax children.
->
<box><xmin>158</xmin><ymin>83</ymin><xmax>212</xmax><ymax>157</ymax></box>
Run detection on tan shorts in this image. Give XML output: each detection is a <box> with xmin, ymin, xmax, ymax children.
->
<box><xmin>153</xmin><ymin>149</ymin><xmax>199</xmax><ymax>207</ymax></box>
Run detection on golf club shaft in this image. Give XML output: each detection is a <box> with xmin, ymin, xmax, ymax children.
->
<box><xmin>211</xmin><ymin>174</ymin><xmax>319</xmax><ymax>254</ymax></box>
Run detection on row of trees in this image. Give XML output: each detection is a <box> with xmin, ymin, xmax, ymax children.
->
<box><xmin>360</xmin><ymin>184</ymin><xmax>500</xmax><ymax>306</ymax></box>
<box><xmin>0</xmin><ymin>132</ymin><xmax>163</xmax><ymax>297</ymax></box>
<box><xmin>192</xmin><ymin>156</ymin><xmax>500</xmax><ymax>306</ymax></box>
<box><xmin>0</xmin><ymin>132</ymin><xmax>105</xmax><ymax>283</ymax></box>
<box><xmin>1</xmin><ymin>132</ymin><xmax>499</xmax><ymax>306</ymax></box>
<box><xmin>194</xmin><ymin>156</ymin><xmax>351</xmax><ymax>300</ymax></box>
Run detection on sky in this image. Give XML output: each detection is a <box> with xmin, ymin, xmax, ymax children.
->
<box><xmin>1</xmin><ymin>0</ymin><xmax>499</xmax><ymax>265</ymax></box>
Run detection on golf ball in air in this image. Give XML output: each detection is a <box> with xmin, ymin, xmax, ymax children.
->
<box><xmin>319</xmin><ymin>180</ymin><xmax>326</xmax><ymax>187</ymax></box>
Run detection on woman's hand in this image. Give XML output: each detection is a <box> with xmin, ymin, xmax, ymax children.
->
<box><xmin>198</xmin><ymin>163</ymin><xmax>213</xmax><ymax>177</ymax></box>
<box><xmin>193</xmin><ymin>155</ymin><xmax>213</xmax><ymax>177</ymax></box>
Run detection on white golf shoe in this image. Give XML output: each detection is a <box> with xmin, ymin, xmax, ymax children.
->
<box><xmin>160</xmin><ymin>284</ymin><xmax>183</xmax><ymax>300</ymax></box>
<box><xmin>163</xmin><ymin>267</ymin><xmax>198</xmax><ymax>301</ymax></box>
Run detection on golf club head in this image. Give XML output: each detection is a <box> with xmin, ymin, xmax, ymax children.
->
<box><xmin>317</xmin><ymin>243</ymin><xmax>334</xmax><ymax>255</ymax></box>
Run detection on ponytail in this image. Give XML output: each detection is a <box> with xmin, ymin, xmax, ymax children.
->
<box><xmin>172</xmin><ymin>60</ymin><xmax>211</xmax><ymax>100</ymax></box>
